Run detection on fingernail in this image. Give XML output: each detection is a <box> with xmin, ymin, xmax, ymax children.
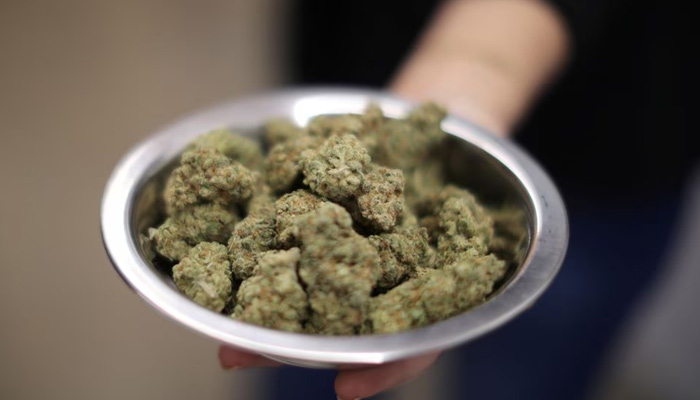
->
<box><xmin>222</xmin><ymin>365</ymin><xmax>243</xmax><ymax>371</ymax></box>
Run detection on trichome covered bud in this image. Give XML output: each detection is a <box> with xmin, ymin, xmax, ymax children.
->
<box><xmin>149</xmin><ymin>203</ymin><xmax>238</xmax><ymax>261</ymax></box>
<box><xmin>369</xmin><ymin>252</ymin><xmax>505</xmax><ymax>334</ymax></box>
<box><xmin>274</xmin><ymin>189</ymin><xmax>326</xmax><ymax>248</ymax></box>
<box><xmin>263</xmin><ymin>119</ymin><xmax>304</xmax><ymax>147</ymax></box>
<box><xmin>353</xmin><ymin>166</ymin><xmax>405</xmax><ymax>232</ymax></box>
<box><xmin>164</xmin><ymin>148</ymin><xmax>254</xmax><ymax>212</ymax></box>
<box><xmin>227</xmin><ymin>216</ymin><xmax>277</xmax><ymax>280</ymax></box>
<box><xmin>296</xmin><ymin>203</ymin><xmax>381</xmax><ymax>335</ymax></box>
<box><xmin>300</xmin><ymin>134</ymin><xmax>371</xmax><ymax>201</ymax></box>
<box><xmin>244</xmin><ymin>172</ymin><xmax>277</xmax><ymax>218</ymax></box>
<box><xmin>233</xmin><ymin>248</ymin><xmax>308</xmax><ymax>332</ymax></box>
<box><xmin>265</xmin><ymin>135</ymin><xmax>321</xmax><ymax>192</ymax></box>
<box><xmin>369</xmin><ymin>226</ymin><xmax>437</xmax><ymax>290</ymax></box>
<box><xmin>173</xmin><ymin>242</ymin><xmax>232</xmax><ymax>312</ymax></box>
<box><xmin>147</xmin><ymin>101</ymin><xmax>514</xmax><ymax>336</ymax></box>
<box><xmin>188</xmin><ymin>128</ymin><xmax>264</xmax><ymax>170</ymax></box>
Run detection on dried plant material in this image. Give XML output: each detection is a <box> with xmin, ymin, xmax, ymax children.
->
<box><xmin>369</xmin><ymin>226</ymin><xmax>437</xmax><ymax>290</ymax></box>
<box><xmin>188</xmin><ymin>128</ymin><xmax>264</xmax><ymax>170</ymax></box>
<box><xmin>263</xmin><ymin>119</ymin><xmax>304</xmax><ymax>147</ymax></box>
<box><xmin>149</xmin><ymin>203</ymin><xmax>238</xmax><ymax>261</ymax></box>
<box><xmin>148</xmin><ymin>103</ymin><xmax>516</xmax><ymax>336</ymax></box>
<box><xmin>416</xmin><ymin>185</ymin><xmax>494</xmax><ymax>246</ymax></box>
<box><xmin>300</xmin><ymin>134</ymin><xmax>371</xmax><ymax>201</ymax></box>
<box><xmin>233</xmin><ymin>248</ymin><xmax>308</xmax><ymax>332</ymax></box>
<box><xmin>353</xmin><ymin>166</ymin><xmax>405</xmax><ymax>232</ymax></box>
<box><xmin>227</xmin><ymin>216</ymin><xmax>277</xmax><ymax>280</ymax></box>
<box><xmin>164</xmin><ymin>148</ymin><xmax>254</xmax><ymax>213</ymax></box>
<box><xmin>274</xmin><ymin>189</ymin><xmax>326</xmax><ymax>248</ymax></box>
<box><xmin>370</xmin><ymin>253</ymin><xmax>505</xmax><ymax>334</ymax></box>
<box><xmin>265</xmin><ymin>135</ymin><xmax>321</xmax><ymax>192</ymax></box>
<box><xmin>173</xmin><ymin>242</ymin><xmax>232</xmax><ymax>312</ymax></box>
<box><xmin>244</xmin><ymin>172</ymin><xmax>276</xmax><ymax>218</ymax></box>
<box><xmin>296</xmin><ymin>203</ymin><xmax>380</xmax><ymax>335</ymax></box>
<box><xmin>372</xmin><ymin>103</ymin><xmax>447</xmax><ymax>171</ymax></box>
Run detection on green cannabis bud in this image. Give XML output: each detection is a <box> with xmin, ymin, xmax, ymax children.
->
<box><xmin>372</xmin><ymin>102</ymin><xmax>447</xmax><ymax>171</ymax></box>
<box><xmin>407</xmin><ymin>102</ymin><xmax>448</xmax><ymax>143</ymax></box>
<box><xmin>439</xmin><ymin>192</ymin><xmax>495</xmax><ymax>244</ymax></box>
<box><xmin>244</xmin><ymin>172</ymin><xmax>277</xmax><ymax>218</ymax></box>
<box><xmin>416</xmin><ymin>185</ymin><xmax>494</xmax><ymax>246</ymax></box>
<box><xmin>300</xmin><ymin>134</ymin><xmax>371</xmax><ymax>201</ymax></box>
<box><xmin>444</xmin><ymin>253</ymin><xmax>507</xmax><ymax>307</ymax></box>
<box><xmin>307</xmin><ymin>114</ymin><xmax>364</xmax><ymax>138</ymax></box>
<box><xmin>263</xmin><ymin>119</ymin><xmax>305</xmax><ymax>147</ymax></box>
<box><xmin>164</xmin><ymin>148</ymin><xmax>255</xmax><ymax>212</ymax></box>
<box><xmin>435</xmin><ymin>188</ymin><xmax>495</xmax><ymax>265</ymax></box>
<box><xmin>149</xmin><ymin>203</ymin><xmax>238</xmax><ymax>261</ymax></box>
<box><xmin>403</xmin><ymin>159</ymin><xmax>445</xmax><ymax>210</ymax></box>
<box><xmin>147</xmin><ymin>102</ymin><xmax>519</xmax><ymax>336</ymax></box>
<box><xmin>296</xmin><ymin>203</ymin><xmax>380</xmax><ymax>335</ymax></box>
<box><xmin>353</xmin><ymin>166</ymin><xmax>405</xmax><ymax>232</ymax></box>
<box><xmin>265</xmin><ymin>135</ymin><xmax>321</xmax><ymax>192</ymax></box>
<box><xmin>369</xmin><ymin>268</ymin><xmax>456</xmax><ymax>333</ymax></box>
<box><xmin>369</xmin><ymin>253</ymin><xmax>505</xmax><ymax>334</ymax></box>
<box><xmin>187</xmin><ymin>128</ymin><xmax>264</xmax><ymax>170</ymax></box>
<box><xmin>307</xmin><ymin>104</ymin><xmax>385</xmax><ymax>156</ymax></box>
<box><xmin>233</xmin><ymin>248</ymin><xmax>308</xmax><ymax>332</ymax></box>
<box><xmin>370</xmin><ymin>226</ymin><xmax>437</xmax><ymax>290</ymax></box>
<box><xmin>173</xmin><ymin>242</ymin><xmax>232</xmax><ymax>312</ymax></box>
<box><xmin>489</xmin><ymin>206</ymin><xmax>529</xmax><ymax>266</ymax></box>
<box><xmin>227</xmin><ymin>216</ymin><xmax>277</xmax><ymax>280</ymax></box>
<box><xmin>274</xmin><ymin>189</ymin><xmax>326</xmax><ymax>248</ymax></box>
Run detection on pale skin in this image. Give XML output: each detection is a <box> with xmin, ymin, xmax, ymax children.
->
<box><xmin>219</xmin><ymin>0</ymin><xmax>570</xmax><ymax>398</ymax></box>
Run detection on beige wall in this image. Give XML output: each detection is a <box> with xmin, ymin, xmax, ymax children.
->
<box><xmin>0</xmin><ymin>1</ymin><xmax>286</xmax><ymax>398</ymax></box>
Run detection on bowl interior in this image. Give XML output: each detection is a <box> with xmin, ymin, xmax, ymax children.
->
<box><xmin>131</xmin><ymin>121</ymin><xmax>534</xmax><ymax>313</ymax></box>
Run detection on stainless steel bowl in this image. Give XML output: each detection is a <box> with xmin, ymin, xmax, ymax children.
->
<box><xmin>101</xmin><ymin>88</ymin><xmax>568</xmax><ymax>368</ymax></box>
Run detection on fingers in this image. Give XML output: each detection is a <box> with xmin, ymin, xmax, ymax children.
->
<box><xmin>218</xmin><ymin>346</ymin><xmax>283</xmax><ymax>369</ymax></box>
<box><xmin>219</xmin><ymin>346</ymin><xmax>440</xmax><ymax>400</ymax></box>
<box><xmin>335</xmin><ymin>352</ymin><xmax>440</xmax><ymax>400</ymax></box>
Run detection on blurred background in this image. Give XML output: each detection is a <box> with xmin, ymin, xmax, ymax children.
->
<box><xmin>1</xmin><ymin>0</ymin><xmax>698</xmax><ymax>399</ymax></box>
<box><xmin>0</xmin><ymin>1</ymin><xmax>284</xmax><ymax>399</ymax></box>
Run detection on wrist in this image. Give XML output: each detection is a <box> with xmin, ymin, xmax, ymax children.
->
<box><xmin>389</xmin><ymin>0</ymin><xmax>570</xmax><ymax>137</ymax></box>
<box><xmin>391</xmin><ymin>54</ymin><xmax>523</xmax><ymax>136</ymax></box>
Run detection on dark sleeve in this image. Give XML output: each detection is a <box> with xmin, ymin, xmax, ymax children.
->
<box><xmin>544</xmin><ymin>0</ymin><xmax>625</xmax><ymax>56</ymax></box>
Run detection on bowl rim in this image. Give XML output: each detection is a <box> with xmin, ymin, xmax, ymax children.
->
<box><xmin>101</xmin><ymin>87</ymin><xmax>568</xmax><ymax>366</ymax></box>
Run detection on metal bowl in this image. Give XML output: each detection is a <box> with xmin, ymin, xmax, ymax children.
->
<box><xmin>101</xmin><ymin>88</ymin><xmax>568</xmax><ymax>368</ymax></box>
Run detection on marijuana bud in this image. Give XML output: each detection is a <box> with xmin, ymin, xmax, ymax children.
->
<box><xmin>227</xmin><ymin>216</ymin><xmax>278</xmax><ymax>280</ymax></box>
<box><xmin>148</xmin><ymin>101</ymin><xmax>514</xmax><ymax>336</ymax></box>
<box><xmin>263</xmin><ymin>119</ymin><xmax>304</xmax><ymax>147</ymax></box>
<box><xmin>296</xmin><ymin>203</ymin><xmax>380</xmax><ymax>335</ymax></box>
<box><xmin>164</xmin><ymin>148</ymin><xmax>254</xmax><ymax>212</ymax></box>
<box><xmin>274</xmin><ymin>189</ymin><xmax>326</xmax><ymax>248</ymax></box>
<box><xmin>233</xmin><ymin>248</ymin><xmax>308</xmax><ymax>332</ymax></box>
<box><xmin>353</xmin><ymin>166</ymin><xmax>405</xmax><ymax>232</ymax></box>
<box><xmin>265</xmin><ymin>135</ymin><xmax>321</xmax><ymax>192</ymax></box>
<box><xmin>149</xmin><ymin>203</ymin><xmax>238</xmax><ymax>261</ymax></box>
<box><xmin>300</xmin><ymin>134</ymin><xmax>371</xmax><ymax>201</ymax></box>
<box><xmin>187</xmin><ymin>128</ymin><xmax>264</xmax><ymax>170</ymax></box>
<box><xmin>173</xmin><ymin>242</ymin><xmax>232</xmax><ymax>312</ymax></box>
<box><xmin>369</xmin><ymin>226</ymin><xmax>437</xmax><ymax>290</ymax></box>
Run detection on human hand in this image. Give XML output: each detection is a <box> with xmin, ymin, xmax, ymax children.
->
<box><xmin>218</xmin><ymin>346</ymin><xmax>440</xmax><ymax>400</ymax></box>
<box><xmin>391</xmin><ymin>0</ymin><xmax>569</xmax><ymax>136</ymax></box>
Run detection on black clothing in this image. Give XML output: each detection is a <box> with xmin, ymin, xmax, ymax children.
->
<box><xmin>291</xmin><ymin>0</ymin><xmax>699</xmax><ymax>197</ymax></box>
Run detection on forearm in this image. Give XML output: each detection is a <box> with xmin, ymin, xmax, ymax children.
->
<box><xmin>391</xmin><ymin>0</ymin><xmax>570</xmax><ymax>136</ymax></box>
